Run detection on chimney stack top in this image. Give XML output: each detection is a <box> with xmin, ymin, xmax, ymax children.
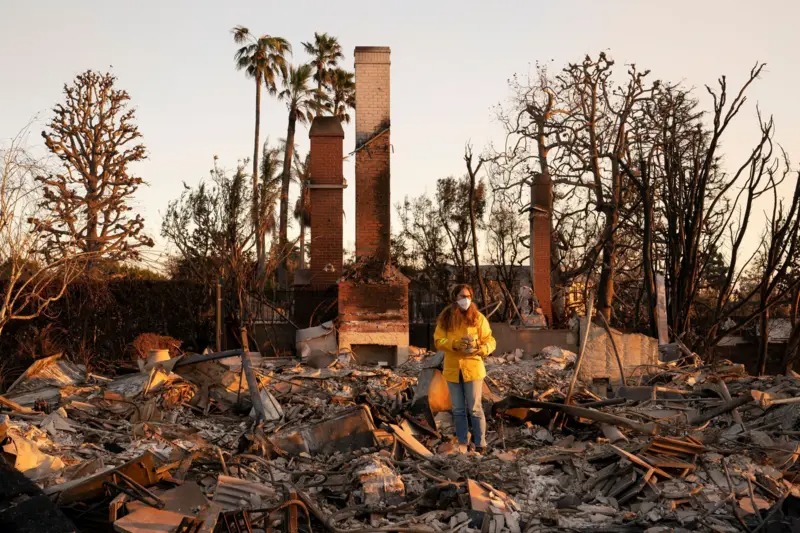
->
<box><xmin>309</xmin><ymin>116</ymin><xmax>345</xmax><ymax>138</ymax></box>
<box><xmin>354</xmin><ymin>47</ymin><xmax>391</xmax><ymax>64</ymax></box>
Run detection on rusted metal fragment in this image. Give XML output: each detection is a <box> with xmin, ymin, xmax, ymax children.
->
<box><xmin>113</xmin><ymin>508</ymin><xmax>188</xmax><ymax>533</ymax></box>
<box><xmin>270</xmin><ymin>405</ymin><xmax>377</xmax><ymax>456</ymax></box>
<box><xmin>44</xmin><ymin>452</ymin><xmax>160</xmax><ymax>506</ymax></box>
<box><xmin>211</xmin><ymin>475</ymin><xmax>276</xmax><ymax>511</ymax></box>
<box><xmin>125</xmin><ymin>482</ymin><xmax>208</xmax><ymax>517</ymax></box>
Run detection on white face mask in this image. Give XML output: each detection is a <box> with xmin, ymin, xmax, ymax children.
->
<box><xmin>457</xmin><ymin>297</ymin><xmax>471</xmax><ymax>310</ymax></box>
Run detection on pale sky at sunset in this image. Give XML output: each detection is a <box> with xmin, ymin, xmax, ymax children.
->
<box><xmin>1</xmin><ymin>0</ymin><xmax>798</xmax><ymax>268</ymax></box>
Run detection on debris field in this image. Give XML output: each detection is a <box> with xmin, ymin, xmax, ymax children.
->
<box><xmin>2</xmin><ymin>345</ymin><xmax>800</xmax><ymax>533</ymax></box>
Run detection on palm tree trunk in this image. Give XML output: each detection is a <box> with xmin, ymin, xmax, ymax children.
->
<box><xmin>278</xmin><ymin>112</ymin><xmax>297</xmax><ymax>288</ymax></box>
<box><xmin>253</xmin><ymin>76</ymin><xmax>264</xmax><ymax>279</ymax></box>
<box><xmin>299</xmin><ymin>215</ymin><xmax>306</xmax><ymax>269</ymax></box>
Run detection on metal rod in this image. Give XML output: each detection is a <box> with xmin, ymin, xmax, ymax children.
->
<box><xmin>565</xmin><ymin>291</ymin><xmax>595</xmax><ymax>405</ymax></box>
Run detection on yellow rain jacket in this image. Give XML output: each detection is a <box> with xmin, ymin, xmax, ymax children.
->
<box><xmin>434</xmin><ymin>310</ymin><xmax>496</xmax><ymax>383</ymax></box>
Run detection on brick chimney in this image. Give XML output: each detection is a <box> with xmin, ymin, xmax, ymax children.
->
<box><xmin>337</xmin><ymin>46</ymin><xmax>409</xmax><ymax>367</ymax></box>
<box><xmin>532</xmin><ymin>173</ymin><xmax>553</xmax><ymax>324</ymax></box>
<box><xmin>308</xmin><ymin>116</ymin><xmax>345</xmax><ymax>288</ymax></box>
<box><xmin>354</xmin><ymin>47</ymin><xmax>391</xmax><ymax>261</ymax></box>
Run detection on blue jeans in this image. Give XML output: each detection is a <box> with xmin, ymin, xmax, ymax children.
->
<box><xmin>447</xmin><ymin>373</ymin><xmax>486</xmax><ymax>447</ymax></box>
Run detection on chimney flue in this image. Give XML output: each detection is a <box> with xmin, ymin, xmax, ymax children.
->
<box><xmin>354</xmin><ymin>46</ymin><xmax>391</xmax><ymax>262</ymax></box>
<box><xmin>308</xmin><ymin>116</ymin><xmax>345</xmax><ymax>288</ymax></box>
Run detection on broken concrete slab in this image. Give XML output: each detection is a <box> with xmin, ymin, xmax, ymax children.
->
<box><xmin>270</xmin><ymin>405</ymin><xmax>378</xmax><ymax>456</ymax></box>
<box><xmin>296</xmin><ymin>321</ymin><xmax>337</xmax><ymax>361</ymax></box>
<box><xmin>577</xmin><ymin>317</ymin><xmax>659</xmax><ymax>383</ymax></box>
<box><xmin>466</xmin><ymin>479</ymin><xmax>520</xmax><ymax>530</ymax></box>
<box><xmin>351</xmin><ymin>344</ymin><xmax>409</xmax><ymax>367</ymax></box>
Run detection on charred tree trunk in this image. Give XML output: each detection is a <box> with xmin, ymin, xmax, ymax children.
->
<box><xmin>640</xmin><ymin>164</ymin><xmax>658</xmax><ymax>337</ymax></box>
<box><xmin>253</xmin><ymin>75</ymin><xmax>264</xmax><ymax>279</ymax></box>
<box><xmin>468</xmin><ymin>178</ymin><xmax>487</xmax><ymax>306</ymax></box>
<box><xmin>278</xmin><ymin>112</ymin><xmax>297</xmax><ymax>288</ymax></box>
<box><xmin>597</xmin><ymin>167</ymin><xmax>622</xmax><ymax>323</ymax></box>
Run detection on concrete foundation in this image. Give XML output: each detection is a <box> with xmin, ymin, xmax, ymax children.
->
<box><xmin>490</xmin><ymin>324</ymin><xmax>578</xmax><ymax>355</ymax></box>
<box><xmin>577</xmin><ymin>318</ymin><xmax>659</xmax><ymax>383</ymax></box>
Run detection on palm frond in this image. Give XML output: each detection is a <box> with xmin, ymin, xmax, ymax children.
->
<box><xmin>231</xmin><ymin>26</ymin><xmax>251</xmax><ymax>44</ymax></box>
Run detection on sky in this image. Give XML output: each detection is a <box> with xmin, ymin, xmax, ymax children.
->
<box><xmin>1</xmin><ymin>0</ymin><xmax>798</xmax><ymax>270</ymax></box>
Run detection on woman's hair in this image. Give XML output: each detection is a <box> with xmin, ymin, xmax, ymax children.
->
<box><xmin>437</xmin><ymin>284</ymin><xmax>479</xmax><ymax>332</ymax></box>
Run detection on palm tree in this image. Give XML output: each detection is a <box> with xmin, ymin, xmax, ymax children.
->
<box><xmin>232</xmin><ymin>25</ymin><xmax>290</xmax><ymax>278</ymax></box>
<box><xmin>258</xmin><ymin>139</ymin><xmax>282</xmax><ymax>240</ymax></box>
<box><xmin>293</xmin><ymin>152</ymin><xmax>311</xmax><ymax>269</ymax></box>
<box><xmin>302</xmin><ymin>32</ymin><xmax>343</xmax><ymax>111</ymax></box>
<box><xmin>329</xmin><ymin>68</ymin><xmax>356</xmax><ymax>123</ymax></box>
<box><xmin>277</xmin><ymin>64</ymin><xmax>317</xmax><ymax>286</ymax></box>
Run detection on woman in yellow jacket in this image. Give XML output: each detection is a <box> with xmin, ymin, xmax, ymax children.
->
<box><xmin>433</xmin><ymin>284</ymin><xmax>496</xmax><ymax>453</ymax></box>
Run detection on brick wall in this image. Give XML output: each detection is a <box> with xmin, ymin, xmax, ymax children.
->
<box><xmin>354</xmin><ymin>46</ymin><xmax>391</xmax><ymax>261</ymax></box>
<box><xmin>338</xmin><ymin>281</ymin><xmax>409</xmax><ymax>323</ymax></box>
<box><xmin>338</xmin><ymin>279</ymin><xmax>409</xmax><ymax>349</ymax></box>
<box><xmin>533</xmin><ymin>175</ymin><xmax>553</xmax><ymax>324</ymax></box>
<box><xmin>309</xmin><ymin>117</ymin><xmax>345</xmax><ymax>288</ymax></box>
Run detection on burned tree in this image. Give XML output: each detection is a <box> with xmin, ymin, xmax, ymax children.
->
<box><xmin>436</xmin><ymin>175</ymin><xmax>486</xmax><ymax>284</ymax></box>
<box><xmin>0</xmin><ymin>127</ymin><xmax>92</xmax><ymax>337</ymax></box>
<box><xmin>35</xmin><ymin>71</ymin><xmax>153</xmax><ymax>262</ymax></box>
<box><xmin>464</xmin><ymin>144</ymin><xmax>490</xmax><ymax>306</ymax></box>
<box><xmin>395</xmin><ymin>194</ymin><xmax>450</xmax><ymax>301</ymax></box>
<box><xmin>161</xmin><ymin>156</ymin><xmax>276</xmax><ymax>343</ymax></box>
<box><xmin>485</xmin><ymin>191</ymin><xmax>526</xmax><ymax>319</ymax></box>
<box><xmin>492</xmin><ymin>66</ymin><xmax>568</xmax><ymax>324</ymax></box>
<box><xmin>556</xmin><ymin>54</ymin><xmax>654</xmax><ymax>322</ymax></box>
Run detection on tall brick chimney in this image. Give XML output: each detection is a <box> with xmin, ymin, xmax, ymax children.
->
<box><xmin>532</xmin><ymin>174</ymin><xmax>553</xmax><ymax>324</ymax></box>
<box><xmin>354</xmin><ymin>47</ymin><xmax>391</xmax><ymax>261</ymax></box>
<box><xmin>308</xmin><ymin>116</ymin><xmax>345</xmax><ymax>288</ymax></box>
<box><xmin>337</xmin><ymin>46</ymin><xmax>409</xmax><ymax>366</ymax></box>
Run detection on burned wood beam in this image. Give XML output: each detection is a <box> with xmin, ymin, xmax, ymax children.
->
<box><xmin>687</xmin><ymin>394</ymin><xmax>753</xmax><ymax>426</ymax></box>
<box><xmin>173</xmin><ymin>349</ymin><xmax>244</xmax><ymax>369</ymax></box>
<box><xmin>493</xmin><ymin>396</ymin><xmax>657</xmax><ymax>435</ymax></box>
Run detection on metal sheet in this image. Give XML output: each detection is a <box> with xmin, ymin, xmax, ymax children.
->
<box><xmin>211</xmin><ymin>475</ymin><xmax>276</xmax><ymax>511</ymax></box>
<box><xmin>45</xmin><ymin>452</ymin><xmax>160</xmax><ymax>506</ymax></box>
<box><xmin>270</xmin><ymin>405</ymin><xmax>377</xmax><ymax>456</ymax></box>
<box><xmin>6</xmin><ymin>353</ymin><xmax>85</xmax><ymax>395</ymax></box>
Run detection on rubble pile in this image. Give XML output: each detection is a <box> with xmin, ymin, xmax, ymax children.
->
<box><xmin>2</xmin><ymin>347</ymin><xmax>800</xmax><ymax>532</ymax></box>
